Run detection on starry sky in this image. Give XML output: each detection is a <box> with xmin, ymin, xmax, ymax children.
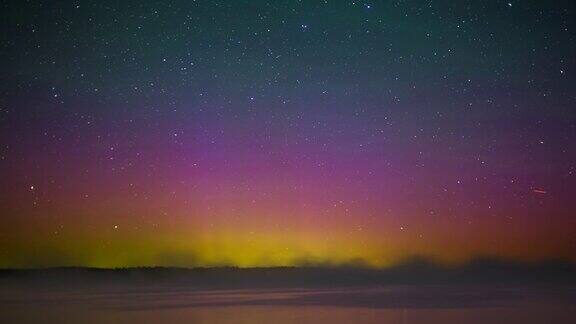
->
<box><xmin>1</xmin><ymin>0</ymin><xmax>575</xmax><ymax>268</ymax></box>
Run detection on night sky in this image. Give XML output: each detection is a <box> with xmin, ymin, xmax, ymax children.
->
<box><xmin>1</xmin><ymin>0</ymin><xmax>575</xmax><ymax>268</ymax></box>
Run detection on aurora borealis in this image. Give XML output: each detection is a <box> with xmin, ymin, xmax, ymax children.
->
<box><xmin>1</xmin><ymin>0</ymin><xmax>575</xmax><ymax>268</ymax></box>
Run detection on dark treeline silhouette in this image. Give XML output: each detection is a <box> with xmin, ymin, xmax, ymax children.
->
<box><xmin>1</xmin><ymin>257</ymin><xmax>574</xmax><ymax>289</ymax></box>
